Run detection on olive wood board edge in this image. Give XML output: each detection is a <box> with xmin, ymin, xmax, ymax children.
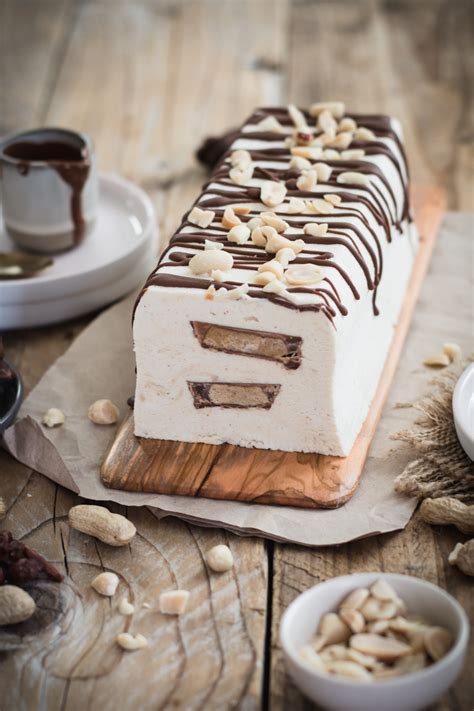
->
<box><xmin>100</xmin><ymin>186</ymin><xmax>446</xmax><ymax>509</ymax></box>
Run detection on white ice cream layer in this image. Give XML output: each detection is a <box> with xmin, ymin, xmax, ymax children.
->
<box><xmin>133</xmin><ymin>109</ymin><xmax>418</xmax><ymax>455</ymax></box>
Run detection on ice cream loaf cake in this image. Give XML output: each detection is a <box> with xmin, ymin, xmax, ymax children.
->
<box><xmin>133</xmin><ymin>102</ymin><xmax>418</xmax><ymax>456</ymax></box>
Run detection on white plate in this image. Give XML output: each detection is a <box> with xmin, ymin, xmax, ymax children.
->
<box><xmin>453</xmin><ymin>363</ymin><xmax>474</xmax><ymax>460</ymax></box>
<box><xmin>0</xmin><ymin>173</ymin><xmax>158</xmax><ymax>329</ymax></box>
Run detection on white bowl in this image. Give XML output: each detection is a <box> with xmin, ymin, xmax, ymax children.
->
<box><xmin>280</xmin><ymin>573</ymin><xmax>469</xmax><ymax>711</ymax></box>
<box><xmin>453</xmin><ymin>363</ymin><xmax>474</xmax><ymax>460</ymax></box>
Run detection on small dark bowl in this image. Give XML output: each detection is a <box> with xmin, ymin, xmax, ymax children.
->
<box><xmin>0</xmin><ymin>361</ymin><xmax>23</xmax><ymax>433</ymax></box>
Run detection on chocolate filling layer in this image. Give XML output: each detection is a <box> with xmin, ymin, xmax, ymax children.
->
<box><xmin>191</xmin><ymin>321</ymin><xmax>302</xmax><ymax>369</ymax></box>
<box><xmin>188</xmin><ymin>382</ymin><xmax>281</xmax><ymax>409</ymax></box>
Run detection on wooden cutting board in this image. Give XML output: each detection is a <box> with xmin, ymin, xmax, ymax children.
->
<box><xmin>101</xmin><ymin>186</ymin><xmax>446</xmax><ymax>509</ymax></box>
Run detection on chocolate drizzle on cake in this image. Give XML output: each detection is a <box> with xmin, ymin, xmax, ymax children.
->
<box><xmin>135</xmin><ymin>105</ymin><xmax>412</xmax><ymax>324</ymax></box>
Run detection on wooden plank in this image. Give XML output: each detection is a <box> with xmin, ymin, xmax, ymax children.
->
<box><xmin>269</xmin><ymin>0</ymin><xmax>473</xmax><ymax>707</ymax></box>
<box><xmin>100</xmin><ymin>186</ymin><xmax>444</xmax><ymax>508</ymax></box>
<box><xmin>1</xmin><ymin>0</ymin><xmax>290</xmax><ymax>708</ymax></box>
<box><xmin>285</xmin><ymin>0</ymin><xmax>473</xmax><ymax>210</ymax></box>
<box><xmin>0</xmin><ymin>0</ymin><xmax>80</xmax><ymax>134</ymax></box>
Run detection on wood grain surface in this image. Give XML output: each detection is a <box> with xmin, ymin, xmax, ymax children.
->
<box><xmin>0</xmin><ymin>1</ymin><xmax>472</xmax><ymax>709</ymax></box>
<box><xmin>101</xmin><ymin>187</ymin><xmax>445</xmax><ymax>509</ymax></box>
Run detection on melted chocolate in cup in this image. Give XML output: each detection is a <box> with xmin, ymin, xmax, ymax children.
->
<box><xmin>0</xmin><ymin>128</ymin><xmax>98</xmax><ymax>253</ymax></box>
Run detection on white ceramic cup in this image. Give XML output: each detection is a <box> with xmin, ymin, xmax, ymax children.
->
<box><xmin>0</xmin><ymin>127</ymin><xmax>98</xmax><ymax>253</ymax></box>
<box><xmin>280</xmin><ymin>573</ymin><xmax>469</xmax><ymax>711</ymax></box>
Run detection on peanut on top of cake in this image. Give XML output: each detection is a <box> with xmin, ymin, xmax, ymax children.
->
<box><xmin>136</xmin><ymin>102</ymin><xmax>411</xmax><ymax>325</ymax></box>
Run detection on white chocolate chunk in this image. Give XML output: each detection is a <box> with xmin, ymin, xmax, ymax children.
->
<box><xmin>188</xmin><ymin>206</ymin><xmax>215</xmax><ymax>228</ymax></box>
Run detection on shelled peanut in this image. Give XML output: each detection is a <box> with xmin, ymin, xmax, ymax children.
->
<box><xmin>299</xmin><ymin>579</ymin><xmax>453</xmax><ymax>682</ymax></box>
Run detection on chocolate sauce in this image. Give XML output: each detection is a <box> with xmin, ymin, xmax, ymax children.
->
<box><xmin>135</xmin><ymin>106</ymin><xmax>413</xmax><ymax>323</ymax></box>
<box><xmin>4</xmin><ymin>139</ymin><xmax>90</xmax><ymax>245</ymax></box>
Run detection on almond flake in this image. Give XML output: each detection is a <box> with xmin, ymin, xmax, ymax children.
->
<box><xmin>205</xmin><ymin>285</ymin><xmax>216</xmax><ymax>300</ymax></box>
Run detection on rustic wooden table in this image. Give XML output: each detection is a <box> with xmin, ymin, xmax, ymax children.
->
<box><xmin>1</xmin><ymin>1</ymin><xmax>472</xmax><ymax>709</ymax></box>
